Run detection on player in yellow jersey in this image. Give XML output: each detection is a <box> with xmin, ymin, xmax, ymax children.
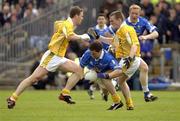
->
<box><xmin>107</xmin><ymin>10</ymin><xmax>157</xmax><ymax>110</ymax></box>
<box><xmin>107</xmin><ymin>11</ymin><xmax>136</xmax><ymax>110</ymax></box>
<box><xmin>7</xmin><ymin>6</ymin><xmax>90</xmax><ymax>109</ymax></box>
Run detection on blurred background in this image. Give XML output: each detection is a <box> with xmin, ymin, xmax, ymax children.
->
<box><xmin>0</xmin><ymin>0</ymin><xmax>179</xmax><ymax>91</ymax></box>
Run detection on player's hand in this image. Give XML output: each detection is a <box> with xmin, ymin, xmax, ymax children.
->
<box><xmin>97</xmin><ymin>73</ymin><xmax>109</xmax><ymax>79</ymax></box>
<box><xmin>123</xmin><ymin>56</ymin><xmax>135</xmax><ymax>69</ymax></box>
<box><xmin>80</xmin><ymin>34</ymin><xmax>90</xmax><ymax>41</ymax></box>
<box><xmin>87</xmin><ymin>27</ymin><xmax>100</xmax><ymax>40</ymax></box>
<box><xmin>108</xmin><ymin>45</ymin><xmax>115</xmax><ymax>56</ymax></box>
<box><xmin>139</xmin><ymin>35</ymin><xmax>147</xmax><ymax>41</ymax></box>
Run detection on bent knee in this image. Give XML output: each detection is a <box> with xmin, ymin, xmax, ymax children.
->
<box><xmin>141</xmin><ymin>64</ymin><xmax>149</xmax><ymax>72</ymax></box>
<box><xmin>140</xmin><ymin>61</ymin><xmax>149</xmax><ymax>72</ymax></box>
<box><xmin>30</xmin><ymin>75</ymin><xmax>43</xmax><ymax>83</ymax></box>
<box><xmin>119</xmin><ymin>80</ymin><xmax>126</xmax><ymax>85</ymax></box>
<box><xmin>73</xmin><ymin>66</ymin><xmax>84</xmax><ymax>79</ymax></box>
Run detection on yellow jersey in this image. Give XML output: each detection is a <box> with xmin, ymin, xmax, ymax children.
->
<box><xmin>48</xmin><ymin>17</ymin><xmax>75</xmax><ymax>57</ymax></box>
<box><xmin>113</xmin><ymin>23</ymin><xmax>141</xmax><ymax>58</ymax></box>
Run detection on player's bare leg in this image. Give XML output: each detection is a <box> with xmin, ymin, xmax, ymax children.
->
<box><xmin>59</xmin><ymin>60</ymin><xmax>83</xmax><ymax>104</ymax></box>
<box><xmin>118</xmin><ymin>74</ymin><xmax>134</xmax><ymax>110</ymax></box>
<box><xmin>87</xmin><ymin>82</ymin><xmax>95</xmax><ymax>99</ymax></box>
<box><xmin>101</xmin><ymin>88</ymin><xmax>109</xmax><ymax>101</ymax></box>
<box><xmin>101</xmin><ymin>79</ymin><xmax>123</xmax><ymax>110</ymax></box>
<box><xmin>139</xmin><ymin>59</ymin><xmax>158</xmax><ymax>102</ymax></box>
<box><xmin>7</xmin><ymin>66</ymin><xmax>48</xmax><ymax>109</ymax></box>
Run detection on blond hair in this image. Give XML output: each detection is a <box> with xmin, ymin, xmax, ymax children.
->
<box><xmin>129</xmin><ymin>4</ymin><xmax>141</xmax><ymax>12</ymax></box>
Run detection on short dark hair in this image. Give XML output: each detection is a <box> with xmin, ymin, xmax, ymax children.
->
<box><xmin>89</xmin><ymin>41</ymin><xmax>103</xmax><ymax>52</ymax></box>
<box><xmin>70</xmin><ymin>6</ymin><xmax>83</xmax><ymax>18</ymax></box>
<box><xmin>97</xmin><ymin>13</ymin><xmax>106</xmax><ymax>18</ymax></box>
<box><xmin>109</xmin><ymin>10</ymin><xmax>125</xmax><ymax>21</ymax></box>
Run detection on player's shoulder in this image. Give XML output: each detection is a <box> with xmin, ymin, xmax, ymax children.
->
<box><xmin>83</xmin><ymin>49</ymin><xmax>91</xmax><ymax>56</ymax></box>
<box><xmin>54</xmin><ymin>20</ymin><xmax>64</xmax><ymax>27</ymax></box>
<box><xmin>54</xmin><ymin>20</ymin><xmax>63</xmax><ymax>24</ymax></box>
<box><xmin>81</xmin><ymin>49</ymin><xmax>91</xmax><ymax>61</ymax></box>
<box><xmin>104</xmin><ymin>51</ymin><xmax>118</xmax><ymax>64</ymax></box>
<box><xmin>138</xmin><ymin>16</ymin><xmax>149</xmax><ymax>24</ymax></box>
<box><xmin>118</xmin><ymin>22</ymin><xmax>134</xmax><ymax>32</ymax></box>
<box><xmin>64</xmin><ymin>18</ymin><xmax>74</xmax><ymax>27</ymax></box>
<box><xmin>103</xmin><ymin>50</ymin><xmax>114</xmax><ymax>60</ymax></box>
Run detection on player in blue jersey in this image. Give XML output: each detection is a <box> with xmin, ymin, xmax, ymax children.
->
<box><xmin>89</xmin><ymin>13</ymin><xmax>110</xmax><ymax>50</ymax></box>
<box><xmin>125</xmin><ymin>4</ymin><xmax>158</xmax><ymax>102</ymax></box>
<box><xmin>125</xmin><ymin>4</ymin><xmax>159</xmax><ymax>40</ymax></box>
<box><xmin>87</xmin><ymin>13</ymin><xmax>115</xmax><ymax>101</ymax></box>
<box><xmin>80</xmin><ymin>40</ymin><xmax>123</xmax><ymax>110</ymax></box>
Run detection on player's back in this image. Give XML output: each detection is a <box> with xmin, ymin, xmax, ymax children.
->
<box><xmin>80</xmin><ymin>49</ymin><xmax>119</xmax><ymax>73</ymax></box>
<box><xmin>48</xmin><ymin>18</ymin><xmax>74</xmax><ymax>57</ymax></box>
<box><xmin>115</xmin><ymin>23</ymin><xmax>140</xmax><ymax>58</ymax></box>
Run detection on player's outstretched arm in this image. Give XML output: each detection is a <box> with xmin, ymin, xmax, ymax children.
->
<box><xmin>139</xmin><ymin>31</ymin><xmax>159</xmax><ymax>40</ymax></box>
<box><xmin>97</xmin><ymin>69</ymin><xmax>122</xmax><ymax>79</ymax></box>
<box><xmin>87</xmin><ymin>27</ymin><xmax>113</xmax><ymax>44</ymax></box>
<box><xmin>68</xmin><ymin>34</ymin><xmax>90</xmax><ymax>41</ymax></box>
<box><xmin>99</xmin><ymin>36</ymin><xmax>113</xmax><ymax>45</ymax></box>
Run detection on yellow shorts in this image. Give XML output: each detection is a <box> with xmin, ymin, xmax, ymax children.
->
<box><xmin>40</xmin><ymin>50</ymin><xmax>68</xmax><ymax>72</ymax></box>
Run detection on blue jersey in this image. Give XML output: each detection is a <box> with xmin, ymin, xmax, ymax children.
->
<box><xmin>92</xmin><ymin>25</ymin><xmax>110</xmax><ymax>50</ymax></box>
<box><xmin>80</xmin><ymin>49</ymin><xmax>121</xmax><ymax>73</ymax></box>
<box><xmin>125</xmin><ymin>16</ymin><xmax>157</xmax><ymax>36</ymax></box>
<box><xmin>107</xmin><ymin>25</ymin><xmax>117</xmax><ymax>36</ymax></box>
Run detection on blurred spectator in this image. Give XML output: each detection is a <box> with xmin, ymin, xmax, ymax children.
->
<box><xmin>157</xmin><ymin>0</ymin><xmax>171</xmax><ymax>17</ymax></box>
<box><xmin>0</xmin><ymin>4</ymin><xmax>11</xmax><ymax>27</ymax></box>
<box><xmin>149</xmin><ymin>13</ymin><xmax>158</xmax><ymax>25</ymax></box>
<box><xmin>3</xmin><ymin>0</ymin><xmax>18</xmax><ymax>6</ymax></box>
<box><xmin>45</xmin><ymin>0</ymin><xmax>55</xmax><ymax>8</ymax></box>
<box><xmin>27</xmin><ymin>2</ymin><xmax>39</xmax><ymax>16</ymax></box>
<box><xmin>10</xmin><ymin>13</ymin><xmax>17</xmax><ymax>25</ymax></box>
<box><xmin>36</xmin><ymin>0</ymin><xmax>55</xmax><ymax>9</ymax></box>
<box><xmin>3</xmin><ymin>21</ymin><xmax>11</xmax><ymax>29</ymax></box>
<box><xmin>175</xmin><ymin>2</ymin><xmax>180</xmax><ymax>16</ymax></box>
<box><xmin>126</xmin><ymin>0</ymin><xmax>140</xmax><ymax>5</ymax></box>
<box><xmin>167</xmin><ymin>8</ymin><xmax>180</xmax><ymax>43</ymax></box>
<box><xmin>154</xmin><ymin>4</ymin><xmax>168</xmax><ymax>44</ymax></box>
<box><xmin>100</xmin><ymin>0</ymin><xmax>117</xmax><ymax>17</ymax></box>
<box><xmin>116</xmin><ymin>0</ymin><xmax>129</xmax><ymax>17</ymax></box>
<box><xmin>24</xmin><ymin>2</ymin><xmax>39</xmax><ymax>19</ymax></box>
<box><xmin>30</xmin><ymin>35</ymin><xmax>50</xmax><ymax>51</ymax></box>
<box><xmin>14</xmin><ymin>3</ymin><xmax>23</xmax><ymax>20</ymax></box>
<box><xmin>18</xmin><ymin>0</ymin><xmax>27</xmax><ymax>18</ymax></box>
<box><xmin>36</xmin><ymin>0</ymin><xmax>46</xmax><ymax>9</ymax></box>
<box><xmin>140</xmin><ymin>0</ymin><xmax>154</xmax><ymax>19</ymax></box>
<box><xmin>140</xmin><ymin>8</ymin><xmax>146</xmax><ymax>17</ymax></box>
<box><xmin>10</xmin><ymin>8</ymin><xmax>18</xmax><ymax>25</ymax></box>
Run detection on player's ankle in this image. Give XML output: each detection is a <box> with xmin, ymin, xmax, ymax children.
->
<box><xmin>11</xmin><ymin>93</ymin><xmax>18</xmax><ymax>101</ymax></box>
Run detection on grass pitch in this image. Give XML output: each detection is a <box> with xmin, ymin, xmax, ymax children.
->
<box><xmin>0</xmin><ymin>90</ymin><xmax>180</xmax><ymax>121</ymax></box>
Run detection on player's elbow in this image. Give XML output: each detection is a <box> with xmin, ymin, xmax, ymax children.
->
<box><xmin>153</xmin><ymin>31</ymin><xmax>159</xmax><ymax>39</ymax></box>
<box><xmin>109</xmin><ymin>69</ymin><xmax>122</xmax><ymax>79</ymax></box>
<box><xmin>116</xmin><ymin>69</ymin><xmax>122</xmax><ymax>76</ymax></box>
<box><xmin>67</xmin><ymin>35</ymin><xmax>77</xmax><ymax>41</ymax></box>
<box><xmin>131</xmin><ymin>44</ymin><xmax>138</xmax><ymax>51</ymax></box>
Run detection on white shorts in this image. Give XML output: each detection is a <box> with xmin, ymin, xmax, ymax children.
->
<box><xmin>40</xmin><ymin>50</ymin><xmax>68</xmax><ymax>72</ymax></box>
<box><xmin>119</xmin><ymin>57</ymin><xmax>141</xmax><ymax>78</ymax></box>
